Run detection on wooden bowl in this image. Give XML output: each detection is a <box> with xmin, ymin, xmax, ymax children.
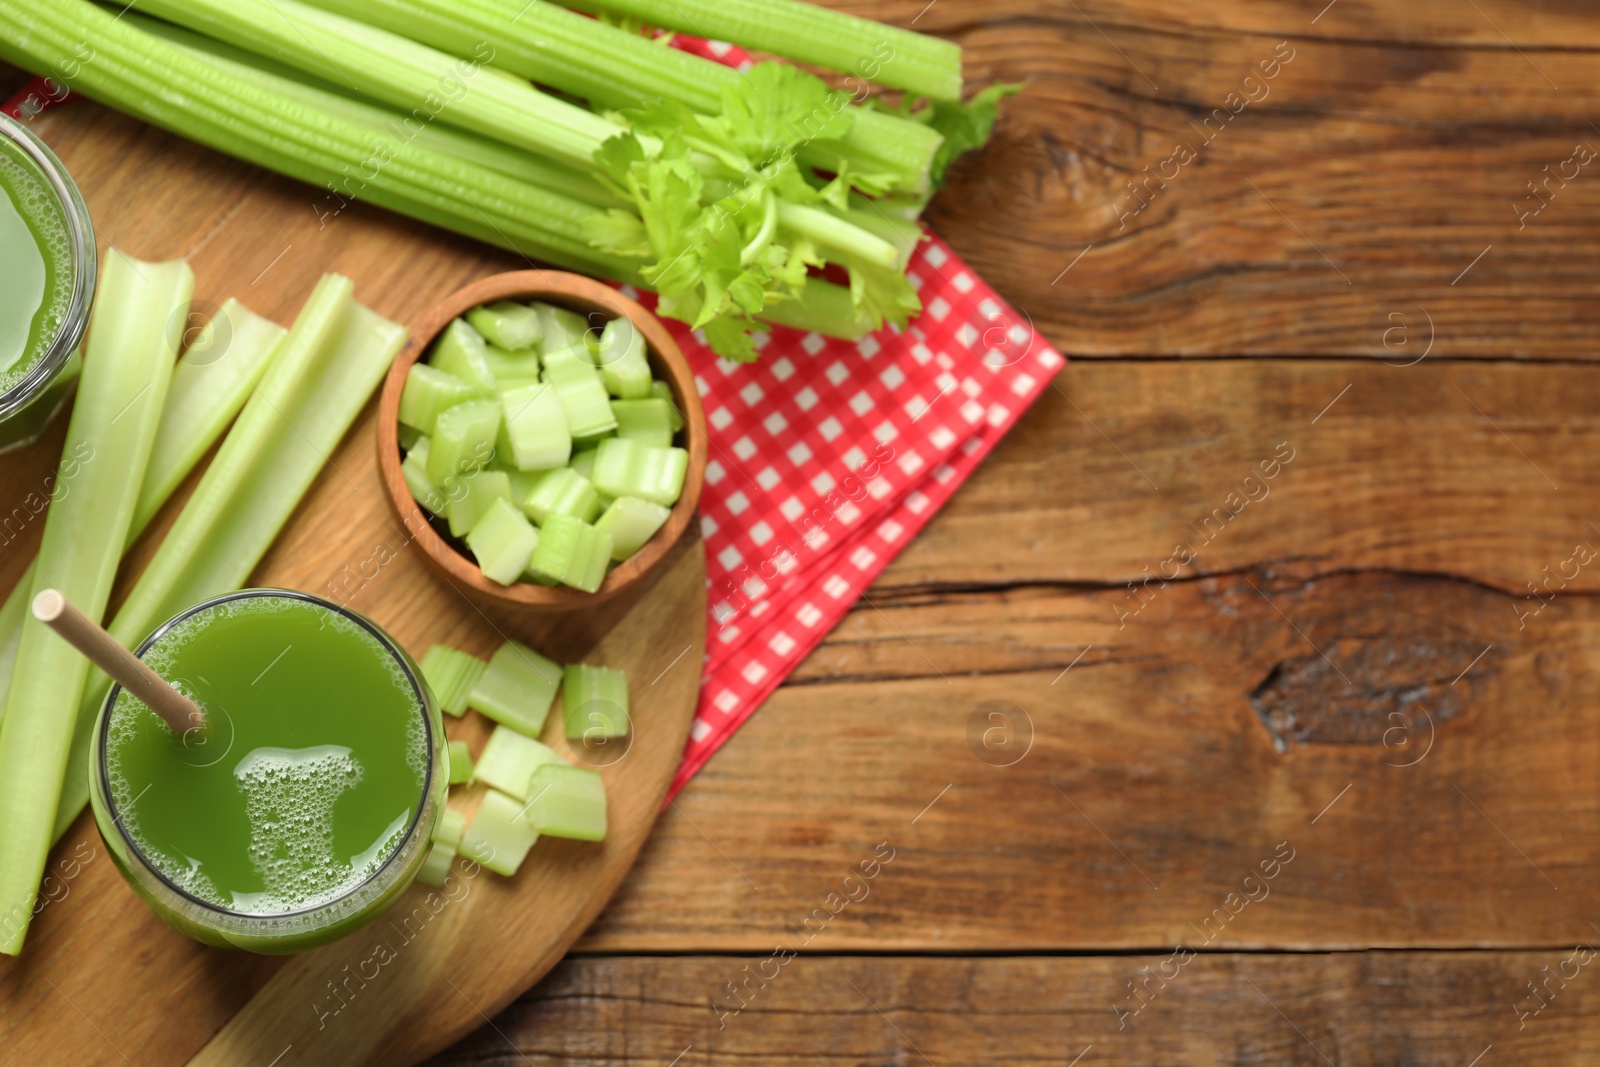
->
<box><xmin>376</xmin><ymin>271</ymin><xmax>706</xmax><ymax>611</ymax></box>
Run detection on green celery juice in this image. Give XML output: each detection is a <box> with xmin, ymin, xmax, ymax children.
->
<box><xmin>93</xmin><ymin>591</ymin><xmax>443</xmax><ymax>952</ymax></box>
<box><xmin>0</xmin><ymin>146</ymin><xmax>72</xmax><ymax>391</ymax></box>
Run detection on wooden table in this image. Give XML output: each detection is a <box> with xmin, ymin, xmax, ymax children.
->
<box><xmin>7</xmin><ymin>0</ymin><xmax>1600</xmax><ymax>1062</ymax></box>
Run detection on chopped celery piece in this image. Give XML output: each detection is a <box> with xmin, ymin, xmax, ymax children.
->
<box><xmin>534</xmin><ymin>302</ymin><xmax>592</xmax><ymax>355</ymax></box>
<box><xmin>594</xmin><ymin>497</ymin><xmax>671</xmax><ymax>561</ymax></box>
<box><xmin>445</xmin><ymin>468</ymin><xmax>514</xmax><ymax>538</ymax></box>
<box><xmin>568</xmin><ymin>447</ymin><xmax>600</xmax><ymax>482</ymax></box>
<box><xmin>473</xmin><ymin>724</ymin><xmax>563</xmax><ymax>800</ymax></box>
<box><xmin>542</xmin><ymin>349</ymin><xmax>617</xmax><ymax>437</ymax></box>
<box><xmin>0</xmin><ymin>251</ymin><xmax>190</xmax><ymax>955</ymax></box>
<box><xmin>447</xmin><ymin>739</ymin><xmax>473</xmax><ymax>785</ymax></box>
<box><xmin>524</xmin><ymin>467</ymin><xmax>601</xmax><ymax>525</ymax></box>
<box><xmin>563</xmin><ymin>664</ymin><xmax>630</xmax><ymax>741</ymax></box>
<box><xmin>135</xmin><ymin>298</ymin><xmax>285</xmax><ymax>532</ymax></box>
<box><xmin>434</xmin><ymin>806</ymin><xmax>467</xmax><ymax>847</ymax></box>
<box><xmin>416</xmin><ymin>841</ymin><xmax>456</xmax><ymax>886</ymax></box>
<box><xmin>499</xmin><ymin>382</ymin><xmax>571</xmax><ymax>470</ymax></box>
<box><xmin>466</xmin><ymin>497</ymin><xmax>539</xmax><ymax>585</ymax></box>
<box><xmin>591</xmin><ymin>438</ymin><xmax>688</xmax><ymax>507</ymax></box>
<box><xmin>420</xmin><ymin>645</ymin><xmax>486</xmax><ymax>717</ymax></box>
<box><xmin>469</xmin><ymin>640</ymin><xmax>562</xmax><ymax>736</ymax></box>
<box><xmin>595</xmin><ymin>317</ymin><xmax>653</xmax><ymax>399</ymax></box>
<box><xmin>496</xmin><ymin>376</ymin><xmax>540</xmax><ymax>396</ymax></box>
<box><xmin>402</xmin><ymin>437</ymin><xmax>448</xmax><ymax>516</ymax></box>
<box><xmin>610</xmin><ymin>398</ymin><xmax>673</xmax><ymax>448</ymax></box>
<box><xmin>467</xmin><ymin>301</ymin><xmax>543</xmax><ymax>351</ymax></box>
<box><xmin>429</xmin><ymin>318</ymin><xmax>497</xmax><ymax>392</ymax></box>
<box><xmin>427</xmin><ymin>398</ymin><xmax>500</xmax><ymax>486</ymax></box>
<box><xmin>461</xmin><ymin>788</ymin><xmax>539</xmax><ymax>876</ymax></box>
<box><xmin>400</xmin><ymin>363</ymin><xmax>480</xmax><ymax>435</ymax></box>
<box><xmin>485</xmin><ymin>344</ymin><xmax>540</xmax><ymax>382</ymax></box>
<box><xmin>651</xmin><ymin>380</ymin><xmax>685</xmax><ymax>432</ymax></box>
<box><xmin>526</xmin><ymin>514</ymin><xmax>613</xmax><ymax>593</ymax></box>
<box><xmin>398</xmin><ymin>423</ymin><xmax>422</xmax><ymax>451</ymax></box>
<box><xmin>524</xmin><ymin>763</ymin><xmax>607</xmax><ymax>842</ymax></box>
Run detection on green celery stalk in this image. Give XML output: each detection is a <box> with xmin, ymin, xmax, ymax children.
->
<box><xmin>0</xmin><ymin>250</ymin><xmax>193</xmax><ymax>955</ymax></box>
<box><xmin>50</xmin><ymin>275</ymin><xmax>406</xmax><ymax>844</ymax></box>
<box><xmin>559</xmin><ymin>0</ymin><xmax>964</xmax><ymax>101</ymax></box>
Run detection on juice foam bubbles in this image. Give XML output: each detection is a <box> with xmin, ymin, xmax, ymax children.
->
<box><xmin>0</xmin><ymin>150</ymin><xmax>72</xmax><ymax>385</ymax></box>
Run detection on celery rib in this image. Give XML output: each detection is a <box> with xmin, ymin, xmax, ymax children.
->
<box><xmin>0</xmin><ymin>251</ymin><xmax>193</xmax><ymax>955</ymax></box>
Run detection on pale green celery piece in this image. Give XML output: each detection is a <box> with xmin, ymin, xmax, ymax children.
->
<box><xmin>524</xmin><ymin>763</ymin><xmax>607</xmax><ymax>842</ymax></box>
<box><xmin>429</xmin><ymin>318</ymin><xmax>496</xmax><ymax>393</ymax></box>
<box><xmin>0</xmin><ymin>588</ymin><xmax>25</xmax><ymax>720</ymax></box>
<box><xmin>568</xmin><ymin>447</ymin><xmax>600</xmax><ymax>482</ymax></box>
<box><xmin>416</xmin><ymin>841</ymin><xmax>456</xmax><ymax>886</ymax></box>
<box><xmin>591</xmin><ymin>438</ymin><xmax>688</xmax><ymax>506</ymax></box>
<box><xmin>467</xmin><ymin>301</ymin><xmax>542</xmax><ymax>351</ymax></box>
<box><xmin>495</xmin><ymin>377</ymin><xmax>540</xmax><ymax>397</ymax></box>
<box><xmin>51</xmin><ymin>273</ymin><xmax>406</xmax><ymax>847</ymax></box>
<box><xmin>434</xmin><ymin>806</ymin><xmax>467</xmax><ymax>847</ymax></box>
<box><xmin>420</xmin><ymin>645</ymin><xmax>487</xmax><ymax>717</ymax></box>
<box><xmin>0</xmin><ymin>250</ymin><xmax>192</xmax><ymax>955</ymax></box>
<box><xmin>524</xmin><ymin>468</ymin><xmax>600</xmax><ymax>525</ymax></box>
<box><xmin>399</xmin><ymin>363</ymin><xmax>480</xmax><ymax>434</ymax></box>
<box><xmin>427</xmin><ymin>398</ymin><xmax>500</xmax><ymax>486</ymax></box>
<box><xmin>594</xmin><ymin>496</ymin><xmax>671</xmax><ymax>561</ymax></box>
<box><xmin>500</xmin><ymin>382</ymin><xmax>571</xmax><ymax>471</ymax></box>
<box><xmin>610</xmin><ymin>398</ymin><xmax>673</xmax><ymax>448</ymax></box>
<box><xmin>461</xmin><ymin>788</ymin><xmax>539</xmax><ymax>876</ymax></box>
<box><xmin>485</xmin><ymin>344</ymin><xmax>540</xmax><ymax>382</ymax></box>
<box><xmin>473</xmin><ymin>724</ymin><xmax>563</xmax><ymax>800</ymax></box>
<box><xmin>134</xmin><ymin>298</ymin><xmax>285</xmax><ymax>534</ymax></box>
<box><xmin>402</xmin><ymin>437</ymin><xmax>448</xmax><ymax>516</ymax></box>
<box><xmin>534</xmin><ymin>303</ymin><xmax>592</xmax><ymax>356</ymax></box>
<box><xmin>447</xmin><ymin>739</ymin><xmax>473</xmax><ymax>785</ymax></box>
<box><xmin>398</xmin><ymin>423</ymin><xmax>422</xmax><ymax>451</ymax></box>
<box><xmin>595</xmin><ymin>317</ymin><xmax>652</xmax><ymax>400</ymax></box>
<box><xmin>469</xmin><ymin>640</ymin><xmax>562</xmax><ymax>737</ymax></box>
<box><xmin>445</xmin><ymin>468</ymin><xmax>513</xmax><ymax>538</ymax></box>
<box><xmin>542</xmin><ymin>350</ymin><xmax>617</xmax><ymax>438</ymax></box>
<box><xmin>526</xmin><ymin>514</ymin><xmax>612</xmax><ymax>594</ymax></box>
<box><xmin>505</xmin><ymin>469</ymin><xmax>544</xmax><ymax>510</ymax></box>
<box><xmin>562</xmin><ymin>664</ymin><xmax>629</xmax><ymax>740</ymax></box>
<box><xmin>651</xmin><ymin>380</ymin><xmax>685</xmax><ymax>433</ymax></box>
<box><xmin>466</xmin><ymin>498</ymin><xmax>540</xmax><ymax>585</ymax></box>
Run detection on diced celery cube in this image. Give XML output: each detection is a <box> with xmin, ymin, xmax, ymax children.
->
<box><xmin>419</xmin><ymin>645</ymin><xmax>487</xmax><ymax>717</ymax></box>
<box><xmin>568</xmin><ymin>447</ymin><xmax>599</xmax><ymax>481</ymax></box>
<box><xmin>533</xmin><ymin>302</ymin><xmax>593</xmax><ymax>355</ymax></box>
<box><xmin>473</xmin><ymin>724</ymin><xmax>564</xmax><ymax>800</ymax></box>
<box><xmin>434</xmin><ymin>807</ymin><xmax>467</xmax><ymax>848</ymax></box>
<box><xmin>499</xmin><ymin>382</ymin><xmax>572</xmax><ymax>471</ymax></box>
<box><xmin>445</xmin><ymin>469</ymin><xmax>514</xmax><ymax>538</ymax></box>
<box><xmin>542</xmin><ymin>350</ymin><xmax>618</xmax><ymax>437</ymax></box>
<box><xmin>526</xmin><ymin>514</ymin><xmax>613</xmax><ymax>593</ymax></box>
<box><xmin>447</xmin><ymin>739</ymin><xmax>473</xmax><ymax>785</ymax></box>
<box><xmin>467</xmin><ymin>498</ymin><xmax>540</xmax><ymax>585</ymax></box>
<box><xmin>594</xmin><ymin>497</ymin><xmax>671</xmax><ymax>560</ymax></box>
<box><xmin>467</xmin><ymin>301</ymin><xmax>543</xmax><ymax>351</ymax></box>
<box><xmin>524</xmin><ymin>467</ymin><xmax>601</xmax><ymax>524</ymax></box>
<box><xmin>416</xmin><ymin>841</ymin><xmax>457</xmax><ymax>886</ymax></box>
<box><xmin>591</xmin><ymin>438</ymin><xmax>689</xmax><ymax>507</ymax></box>
<box><xmin>563</xmin><ymin>664</ymin><xmax>629</xmax><ymax>740</ymax></box>
<box><xmin>524</xmin><ymin>764</ymin><xmax>607</xmax><ymax>842</ymax></box>
<box><xmin>461</xmin><ymin>789</ymin><xmax>539</xmax><ymax>876</ymax></box>
<box><xmin>398</xmin><ymin>423</ymin><xmax>422</xmax><ymax>451</ymax></box>
<box><xmin>610</xmin><ymin>398</ymin><xmax>673</xmax><ymax>448</ymax></box>
<box><xmin>469</xmin><ymin>641</ymin><xmax>562</xmax><ymax>736</ymax></box>
<box><xmin>595</xmin><ymin>317</ymin><xmax>653</xmax><ymax>399</ymax></box>
<box><xmin>427</xmin><ymin>398</ymin><xmax>501</xmax><ymax>486</ymax></box>
<box><xmin>399</xmin><ymin>363</ymin><xmax>481</xmax><ymax>435</ymax></box>
<box><xmin>402</xmin><ymin>438</ymin><xmax>448</xmax><ymax>516</ymax></box>
<box><xmin>485</xmin><ymin>344</ymin><xmax>541</xmax><ymax>383</ymax></box>
<box><xmin>495</xmin><ymin>376</ymin><xmax>541</xmax><ymax>396</ymax></box>
<box><xmin>429</xmin><ymin>318</ymin><xmax>497</xmax><ymax>392</ymax></box>
<box><xmin>651</xmin><ymin>380</ymin><xmax>685</xmax><ymax>432</ymax></box>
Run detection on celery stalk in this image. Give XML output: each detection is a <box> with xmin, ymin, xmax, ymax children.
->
<box><xmin>563</xmin><ymin>664</ymin><xmax>630</xmax><ymax>741</ymax></box>
<box><xmin>447</xmin><ymin>739</ymin><xmax>474</xmax><ymax>785</ymax></box>
<box><xmin>524</xmin><ymin>763</ymin><xmax>607</xmax><ymax>842</ymax></box>
<box><xmin>419</xmin><ymin>645</ymin><xmax>488</xmax><ymax>717</ymax></box>
<box><xmin>466</xmin><ymin>498</ymin><xmax>540</xmax><ymax>585</ymax></box>
<box><xmin>0</xmin><ymin>251</ymin><xmax>193</xmax><ymax>955</ymax></box>
<box><xmin>434</xmin><ymin>806</ymin><xmax>467</xmax><ymax>847</ymax></box>
<box><xmin>473</xmin><ymin>726</ymin><xmax>564</xmax><ymax>801</ymax></box>
<box><xmin>469</xmin><ymin>641</ymin><xmax>562</xmax><ymax>737</ymax></box>
<box><xmin>416</xmin><ymin>841</ymin><xmax>456</xmax><ymax>885</ymax></box>
<box><xmin>50</xmin><ymin>275</ymin><xmax>406</xmax><ymax>845</ymax></box>
<box><xmin>429</xmin><ymin>320</ymin><xmax>497</xmax><ymax>394</ymax></box>
<box><xmin>526</xmin><ymin>514</ymin><xmax>613</xmax><ymax>594</ymax></box>
<box><xmin>467</xmin><ymin>302</ymin><xmax>543</xmax><ymax>351</ymax></box>
<box><xmin>462</xmin><ymin>789</ymin><xmax>539</xmax><ymax>876</ymax></box>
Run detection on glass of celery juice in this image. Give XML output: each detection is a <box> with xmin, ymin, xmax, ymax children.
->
<box><xmin>89</xmin><ymin>590</ymin><xmax>447</xmax><ymax>954</ymax></box>
<box><xmin>0</xmin><ymin>112</ymin><xmax>95</xmax><ymax>452</ymax></box>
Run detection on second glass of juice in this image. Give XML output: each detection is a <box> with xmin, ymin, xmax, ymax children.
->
<box><xmin>89</xmin><ymin>589</ymin><xmax>446</xmax><ymax>953</ymax></box>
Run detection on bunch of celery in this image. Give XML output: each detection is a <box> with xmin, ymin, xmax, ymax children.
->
<box><xmin>0</xmin><ymin>0</ymin><xmax>1012</xmax><ymax>359</ymax></box>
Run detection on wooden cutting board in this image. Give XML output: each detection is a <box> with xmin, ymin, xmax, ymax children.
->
<box><xmin>0</xmin><ymin>100</ymin><xmax>706</xmax><ymax>1066</ymax></box>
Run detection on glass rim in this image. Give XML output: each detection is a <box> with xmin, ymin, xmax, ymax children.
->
<box><xmin>96</xmin><ymin>587</ymin><xmax>437</xmax><ymax>923</ymax></box>
<box><xmin>0</xmin><ymin>112</ymin><xmax>97</xmax><ymax>422</ymax></box>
